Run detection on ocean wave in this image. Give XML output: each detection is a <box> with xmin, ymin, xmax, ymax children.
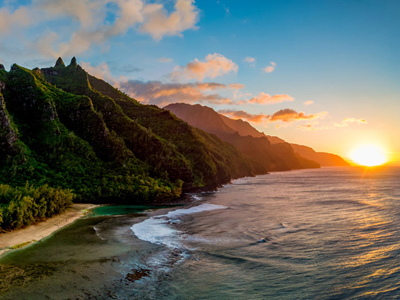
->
<box><xmin>131</xmin><ymin>204</ymin><xmax>227</xmax><ymax>248</ymax></box>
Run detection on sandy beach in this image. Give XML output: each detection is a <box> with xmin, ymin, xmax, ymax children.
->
<box><xmin>0</xmin><ymin>203</ymin><xmax>98</xmax><ymax>257</ymax></box>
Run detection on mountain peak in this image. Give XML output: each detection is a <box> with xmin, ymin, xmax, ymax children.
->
<box><xmin>69</xmin><ymin>57</ymin><xmax>77</xmax><ymax>68</ymax></box>
<box><xmin>55</xmin><ymin>57</ymin><xmax>65</xmax><ymax>68</ymax></box>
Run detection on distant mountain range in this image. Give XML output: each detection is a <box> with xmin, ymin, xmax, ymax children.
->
<box><xmin>165</xmin><ymin>103</ymin><xmax>350</xmax><ymax>168</ymax></box>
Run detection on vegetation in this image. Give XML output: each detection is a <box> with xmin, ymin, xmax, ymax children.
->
<box><xmin>40</xmin><ymin>58</ymin><xmax>257</xmax><ymax>191</ymax></box>
<box><xmin>0</xmin><ymin>57</ymin><xmax>259</xmax><ymax>231</ymax></box>
<box><xmin>0</xmin><ymin>184</ymin><xmax>73</xmax><ymax>230</ymax></box>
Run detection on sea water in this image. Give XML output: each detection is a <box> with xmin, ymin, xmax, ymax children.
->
<box><xmin>1</xmin><ymin>166</ymin><xmax>400</xmax><ymax>299</ymax></box>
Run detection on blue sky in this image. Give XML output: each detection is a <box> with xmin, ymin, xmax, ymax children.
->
<box><xmin>0</xmin><ymin>0</ymin><xmax>399</xmax><ymax>162</ymax></box>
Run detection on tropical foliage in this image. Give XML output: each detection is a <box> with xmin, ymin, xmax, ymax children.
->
<box><xmin>0</xmin><ymin>57</ymin><xmax>258</xmax><ymax>227</ymax></box>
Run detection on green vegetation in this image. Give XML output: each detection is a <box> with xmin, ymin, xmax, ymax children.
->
<box><xmin>10</xmin><ymin>241</ymin><xmax>34</xmax><ymax>249</ymax></box>
<box><xmin>0</xmin><ymin>184</ymin><xmax>73</xmax><ymax>230</ymax></box>
<box><xmin>40</xmin><ymin>58</ymin><xmax>256</xmax><ymax>191</ymax></box>
<box><xmin>0</xmin><ymin>57</ymin><xmax>259</xmax><ymax>231</ymax></box>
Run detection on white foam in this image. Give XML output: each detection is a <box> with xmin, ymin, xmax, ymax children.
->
<box><xmin>131</xmin><ymin>217</ymin><xmax>179</xmax><ymax>248</ymax></box>
<box><xmin>165</xmin><ymin>204</ymin><xmax>227</xmax><ymax>218</ymax></box>
<box><xmin>131</xmin><ymin>204</ymin><xmax>227</xmax><ymax>248</ymax></box>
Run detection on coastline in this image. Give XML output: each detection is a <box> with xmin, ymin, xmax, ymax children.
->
<box><xmin>0</xmin><ymin>203</ymin><xmax>98</xmax><ymax>257</ymax></box>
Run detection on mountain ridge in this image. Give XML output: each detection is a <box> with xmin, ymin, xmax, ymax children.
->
<box><xmin>165</xmin><ymin>103</ymin><xmax>349</xmax><ymax>167</ymax></box>
<box><xmin>165</xmin><ymin>103</ymin><xmax>321</xmax><ymax>171</ymax></box>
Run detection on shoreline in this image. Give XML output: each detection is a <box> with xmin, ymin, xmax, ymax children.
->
<box><xmin>0</xmin><ymin>203</ymin><xmax>98</xmax><ymax>257</ymax></box>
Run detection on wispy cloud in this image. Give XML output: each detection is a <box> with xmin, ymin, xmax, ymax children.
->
<box><xmin>334</xmin><ymin>118</ymin><xmax>367</xmax><ymax>127</ymax></box>
<box><xmin>262</xmin><ymin>61</ymin><xmax>276</xmax><ymax>73</ymax></box>
<box><xmin>218</xmin><ymin>110</ymin><xmax>266</xmax><ymax>123</ymax></box>
<box><xmin>218</xmin><ymin>108</ymin><xmax>327</xmax><ymax>124</ymax></box>
<box><xmin>171</xmin><ymin>53</ymin><xmax>238</xmax><ymax>82</ymax></box>
<box><xmin>297</xmin><ymin>117</ymin><xmax>367</xmax><ymax>131</ymax></box>
<box><xmin>303</xmin><ymin>100</ymin><xmax>314</xmax><ymax>106</ymax></box>
<box><xmin>239</xmin><ymin>92</ymin><xmax>294</xmax><ymax>105</ymax></box>
<box><xmin>159</xmin><ymin>57</ymin><xmax>173</xmax><ymax>63</ymax></box>
<box><xmin>243</xmin><ymin>56</ymin><xmax>256</xmax><ymax>66</ymax></box>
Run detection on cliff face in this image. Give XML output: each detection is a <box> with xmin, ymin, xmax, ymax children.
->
<box><xmin>165</xmin><ymin>103</ymin><xmax>320</xmax><ymax>171</ymax></box>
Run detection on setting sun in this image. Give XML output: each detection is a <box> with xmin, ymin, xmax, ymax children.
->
<box><xmin>350</xmin><ymin>145</ymin><xmax>387</xmax><ymax>167</ymax></box>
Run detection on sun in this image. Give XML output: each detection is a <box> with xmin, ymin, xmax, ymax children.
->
<box><xmin>350</xmin><ymin>145</ymin><xmax>387</xmax><ymax>167</ymax></box>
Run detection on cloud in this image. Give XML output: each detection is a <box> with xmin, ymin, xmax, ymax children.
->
<box><xmin>171</xmin><ymin>53</ymin><xmax>238</xmax><ymax>82</ymax></box>
<box><xmin>159</xmin><ymin>57</ymin><xmax>173</xmax><ymax>63</ymax></box>
<box><xmin>263</xmin><ymin>61</ymin><xmax>276</xmax><ymax>73</ymax></box>
<box><xmin>303</xmin><ymin>100</ymin><xmax>314</xmax><ymax>106</ymax></box>
<box><xmin>118</xmin><ymin>65</ymin><xmax>142</xmax><ymax>73</ymax></box>
<box><xmin>240</xmin><ymin>92</ymin><xmax>294</xmax><ymax>105</ymax></box>
<box><xmin>244</xmin><ymin>56</ymin><xmax>256</xmax><ymax>66</ymax></box>
<box><xmin>334</xmin><ymin>118</ymin><xmax>367</xmax><ymax>127</ymax></box>
<box><xmin>343</xmin><ymin>117</ymin><xmax>367</xmax><ymax>124</ymax></box>
<box><xmin>0</xmin><ymin>6</ymin><xmax>34</xmax><ymax>34</ymax></box>
<box><xmin>35</xmin><ymin>0</ymin><xmax>104</xmax><ymax>29</ymax></box>
<box><xmin>140</xmin><ymin>0</ymin><xmax>199</xmax><ymax>41</ymax></box>
<box><xmin>269</xmin><ymin>109</ymin><xmax>327</xmax><ymax>122</ymax></box>
<box><xmin>0</xmin><ymin>0</ymin><xmax>201</xmax><ymax>58</ymax></box>
<box><xmin>228</xmin><ymin>83</ymin><xmax>245</xmax><ymax>90</ymax></box>
<box><xmin>119</xmin><ymin>80</ymin><xmax>238</xmax><ymax>106</ymax></box>
<box><xmin>218</xmin><ymin>108</ymin><xmax>327</xmax><ymax>124</ymax></box>
<box><xmin>297</xmin><ymin>123</ymin><xmax>316</xmax><ymax>130</ymax></box>
<box><xmin>297</xmin><ymin>117</ymin><xmax>367</xmax><ymax>131</ymax></box>
<box><xmin>218</xmin><ymin>109</ymin><xmax>266</xmax><ymax>123</ymax></box>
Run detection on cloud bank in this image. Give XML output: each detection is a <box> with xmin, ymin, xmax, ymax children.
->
<box><xmin>0</xmin><ymin>0</ymin><xmax>200</xmax><ymax>58</ymax></box>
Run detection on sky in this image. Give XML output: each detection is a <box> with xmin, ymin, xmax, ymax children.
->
<box><xmin>0</xmin><ymin>0</ymin><xmax>399</xmax><ymax>164</ymax></box>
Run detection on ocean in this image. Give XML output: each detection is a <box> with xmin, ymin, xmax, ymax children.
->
<box><xmin>1</xmin><ymin>166</ymin><xmax>400</xmax><ymax>299</ymax></box>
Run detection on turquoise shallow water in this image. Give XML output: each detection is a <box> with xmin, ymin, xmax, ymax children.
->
<box><xmin>1</xmin><ymin>166</ymin><xmax>400</xmax><ymax>299</ymax></box>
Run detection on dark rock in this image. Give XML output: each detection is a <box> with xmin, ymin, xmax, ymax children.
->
<box><xmin>0</xmin><ymin>64</ymin><xmax>4</xmax><ymax>70</ymax></box>
<box><xmin>69</xmin><ymin>57</ymin><xmax>78</xmax><ymax>67</ymax></box>
<box><xmin>55</xmin><ymin>57</ymin><xmax>65</xmax><ymax>68</ymax></box>
<box><xmin>10</xmin><ymin>64</ymin><xmax>18</xmax><ymax>72</ymax></box>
